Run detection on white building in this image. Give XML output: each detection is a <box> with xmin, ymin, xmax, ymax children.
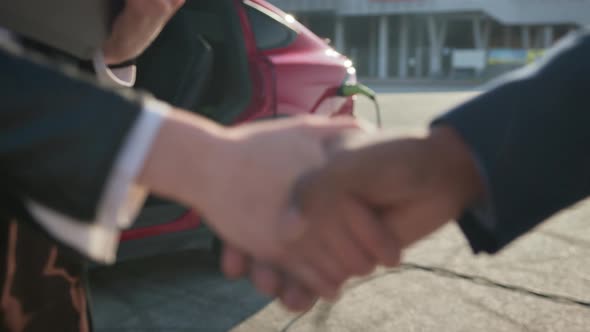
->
<box><xmin>268</xmin><ymin>0</ymin><xmax>590</xmax><ymax>78</ymax></box>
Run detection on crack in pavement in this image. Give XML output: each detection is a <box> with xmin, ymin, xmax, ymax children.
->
<box><xmin>282</xmin><ymin>263</ymin><xmax>590</xmax><ymax>332</ymax></box>
<box><xmin>538</xmin><ymin>230</ymin><xmax>590</xmax><ymax>250</ymax></box>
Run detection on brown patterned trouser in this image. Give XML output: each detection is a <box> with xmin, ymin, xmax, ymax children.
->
<box><xmin>0</xmin><ymin>220</ymin><xmax>89</xmax><ymax>332</ymax></box>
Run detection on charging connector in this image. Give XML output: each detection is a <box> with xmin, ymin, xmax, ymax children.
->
<box><xmin>338</xmin><ymin>83</ymin><xmax>382</xmax><ymax>128</ymax></box>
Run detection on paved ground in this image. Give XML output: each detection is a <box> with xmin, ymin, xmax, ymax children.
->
<box><xmin>90</xmin><ymin>87</ymin><xmax>590</xmax><ymax>332</ymax></box>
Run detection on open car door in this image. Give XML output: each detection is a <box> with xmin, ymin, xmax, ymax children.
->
<box><xmin>117</xmin><ymin>0</ymin><xmax>255</xmax><ymax>260</ymax></box>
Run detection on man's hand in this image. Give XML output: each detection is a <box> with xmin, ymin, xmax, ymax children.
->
<box><xmin>102</xmin><ymin>0</ymin><xmax>185</xmax><ymax>64</ymax></box>
<box><xmin>138</xmin><ymin>112</ymin><xmax>395</xmax><ymax>300</ymax></box>
<box><xmin>295</xmin><ymin>126</ymin><xmax>484</xmax><ymax>249</ymax></box>
<box><xmin>194</xmin><ymin>116</ymin><xmax>362</xmax><ymax>261</ymax></box>
<box><xmin>223</xmin><ymin>126</ymin><xmax>486</xmax><ymax>311</ymax></box>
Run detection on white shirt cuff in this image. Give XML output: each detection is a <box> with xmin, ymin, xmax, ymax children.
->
<box><xmin>92</xmin><ymin>51</ymin><xmax>137</xmax><ymax>87</ymax></box>
<box><xmin>25</xmin><ymin>98</ymin><xmax>171</xmax><ymax>264</ymax></box>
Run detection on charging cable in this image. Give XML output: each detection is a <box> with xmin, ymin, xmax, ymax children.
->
<box><xmin>338</xmin><ymin>83</ymin><xmax>382</xmax><ymax>129</ymax></box>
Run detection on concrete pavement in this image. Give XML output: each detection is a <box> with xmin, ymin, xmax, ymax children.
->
<box><xmin>90</xmin><ymin>89</ymin><xmax>590</xmax><ymax>331</ymax></box>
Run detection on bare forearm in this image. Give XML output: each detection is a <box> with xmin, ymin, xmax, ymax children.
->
<box><xmin>428</xmin><ymin>126</ymin><xmax>485</xmax><ymax>213</ymax></box>
<box><xmin>137</xmin><ymin>112</ymin><xmax>360</xmax><ymax>262</ymax></box>
<box><xmin>136</xmin><ymin>108</ymin><xmax>228</xmax><ymax>211</ymax></box>
<box><xmin>390</xmin><ymin>126</ymin><xmax>486</xmax><ymax>249</ymax></box>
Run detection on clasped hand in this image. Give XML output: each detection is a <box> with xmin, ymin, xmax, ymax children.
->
<box><xmin>108</xmin><ymin>0</ymin><xmax>483</xmax><ymax>313</ymax></box>
<box><xmin>217</xmin><ymin>127</ymin><xmax>484</xmax><ymax>311</ymax></box>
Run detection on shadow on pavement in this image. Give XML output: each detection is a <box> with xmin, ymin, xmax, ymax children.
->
<box><xmin>89</xmin><ymin>249</ymin><xmax>271</xmax><ymax>332</ymax></box>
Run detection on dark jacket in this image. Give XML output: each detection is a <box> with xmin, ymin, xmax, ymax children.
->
<box><xmin>0</xmin><ymin>42</ymin><xmax>142</xmax><ymax>332</ymax></box>
<box><xmin>436</xmin><ymin>29</ymin><xmax>590</xmax><ymax>254</ymax></box>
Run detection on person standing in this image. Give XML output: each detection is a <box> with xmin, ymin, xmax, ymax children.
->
<box><xmin>0</xmin><ymin>1</ymin><xmax>368</xmax><ymax>330</ymax></box>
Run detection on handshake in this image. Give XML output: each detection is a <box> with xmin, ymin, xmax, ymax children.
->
<box><xmin>92</xmin><ymin>0</ymin><xmax>480</xmax><ymax>310</ymax></box>
<box><xmin>101</xmin><ymin>1</ymin><xmax>481</xmax><ymax>310</ymax></box>
<box><xmin>9</xmin><ymin>0</ymin><xmax>483</xmax><ymax>315</ymax></box>
<box><xmin>138</xmin><ymin>111</ymin><xmax>485</xmax><ymax>312</ymax></box>
<box><xmin>32</xmin><ymin>0</ymin><xmax>480</xmax><ymax>312</ymax></box>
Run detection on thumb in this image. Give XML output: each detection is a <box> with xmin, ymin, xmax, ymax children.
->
<box><xmin>300</xmin><ymin>116</ymin><xmax>362</xmax><ymax>140</ymax></box>
<box><xmin>221</xmin><ymin>243</ymin><xmax>250</xmax><ymax>280</ymax></box>
<box><xmin>277</xmin><ymin>169</ymin><xmax>323</xmax><ymax>245</ymax></box>
<box><xmin>298</xmin><ymin>117</ymin><xmax>377</xmax><ymax>156</ymax></box>
<box><xmin>382</xmin><ymin>201</ymin><xmax>451</xmax><ymax>251</ymax></box>
<box><xmin>276</xmin><ymin>207</ymin><xmax>308</xmax><ymax>245</ymax></box>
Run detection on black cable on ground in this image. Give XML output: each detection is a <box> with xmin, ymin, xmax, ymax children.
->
<box><xmin>279</xmin><ymin>300</ymin><xmax>318</xmax><ymax>332</ymax></box>
<box><xmin>372</xmin><ymin>96</ymin><xmax>383</xmax><ymax>129</ymax></box>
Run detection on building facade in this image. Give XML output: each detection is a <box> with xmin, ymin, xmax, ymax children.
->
<box><xmin>268</xmin><ymin>0</ymin><xmax>590</xmax><ymax>78</ymax></box>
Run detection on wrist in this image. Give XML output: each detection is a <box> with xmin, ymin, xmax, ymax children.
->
<box><xmin>137</xmin><ymin>108</ymin><xmax>231</xmax><ymax>210</ymax></box>
<box><xmin>426</xmin><ymin>126</ymin><xmax>485</xmax><ymax>216</ymax></box>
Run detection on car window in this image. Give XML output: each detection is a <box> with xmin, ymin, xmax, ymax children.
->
<box><xmin>244</xmin><ymin>2</ymin><xmax>297</xmax><ymax>51</ymax></box>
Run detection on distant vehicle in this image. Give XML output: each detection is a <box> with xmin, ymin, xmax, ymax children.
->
<box><xmin>117</xmin><ymin>0</ymin><xmax>358</xmax><ymax>260</ymax></box>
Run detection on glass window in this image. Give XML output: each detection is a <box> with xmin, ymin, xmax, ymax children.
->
<box><xmin>245</xmin><ymin>2</ymin><xmax>297</xmax><ymax>50</ymax></box>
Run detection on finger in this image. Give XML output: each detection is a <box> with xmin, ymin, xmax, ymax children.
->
<box><xmin>342</xmin><ymin>198</ymin><xmax>401</xmax><ymax>268</ymax></box>
<box><xmin>221</xmin><ymin>244</ymin><xmax>249</xmax><ymax>280</ymax></box>
<box><xmin>297</xmin><ymin>116</ymin><xmax>361</xmax><ymax>139</ymax></box>
<box><xmin>320</xmin><ymin>219</ymin><xmax>375</xmax><ymax>278</ymax></box>
<box><xmin>290</xmin><ymin>185</ymin><xmax>374</xmax><ymax>279</ymax></box>
<box><xmin>288</xmin><ymin>233</ymin><xmax>346</xmax><ymax>289</ymax></box>
<box><xmin>278</xmin><ymin>256</ymin><xmax>340</xmax><ymax>300</ymax></box>
<box><xmin>250</xmin><ymin>262</ymin><xmax>284</xmax><ymax>297</ymax></box>
<box><xmin>125</xmin><ymin>0</ymin><xmax>185</xmax><ymax>20</ymax></box>
<box><xmin>295</xmin><ymin>234</ymin><xmax>350</xmax><ymax>289</ymax></box>
<box><xmin>276</xmin><ymin>208</ymin><xmax>308</xmax><ymax>245</ymax></box>
<box><xmin>166</xmin><ymin>0</ymin><xmax>186</xmax><ymax>12</ymax></box>
<box><xmin>276</xmin><ymin>209</ymin><xmax>357</xmax><ymax>286</ymax></box>
<box><xmin>279</xmin><ymin>279</ymin><xmax>319</xmax><ymax>312</ymax></box>
<box><xmin>105</xmin><ymin>0</ymin><xmax>185</xmax><ymax>63</ymax></box>
<box><xmin>382</xmin><ymin>199</ymin><xmax>451</xmax><ymax>251</ymax></box>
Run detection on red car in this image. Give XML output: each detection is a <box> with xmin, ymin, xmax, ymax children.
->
<box><xmin>118</xmin><ymin>0</ymin><xmax>358</xmax><ymax>259</ymax></box>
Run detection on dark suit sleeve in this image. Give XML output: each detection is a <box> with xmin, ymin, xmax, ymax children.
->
<box><xmin>0</xmin><ymin>46</ymin><xmax>143</xmax><ymax>222</ymax></box>
<box><xmin>433</xmin><ymin>29</ymin><xmax>590</xmax><ymax>254</ymax></box>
